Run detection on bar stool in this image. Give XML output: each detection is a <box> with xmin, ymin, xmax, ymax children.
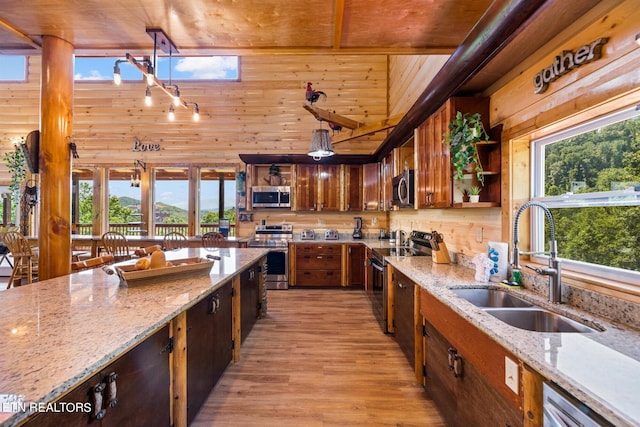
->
<box><xmin>3</xmin><ymin>231</ymin><xmax>38</xmax><ymax>288</ymax></box>
<box><xmin>71</xmin><ymin>254</ymin><xmax>115</xmax><ymax>272</ymax></box>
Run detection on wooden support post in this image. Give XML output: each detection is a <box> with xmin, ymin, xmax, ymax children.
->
<box><xmin>38</xmin><ymin>35</ymin><xmax>74</xmax><ymax>280</ymax></box>
<box><xmin>171</xmin><ymin>312</ymin><xmax>188</xmax><ymax>427</ymax></box>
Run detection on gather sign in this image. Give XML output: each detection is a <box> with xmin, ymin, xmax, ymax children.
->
<box><xmin>533</xmin><ymin>38</ymin><xmax>608</xmax><ymax>94</ymax></box>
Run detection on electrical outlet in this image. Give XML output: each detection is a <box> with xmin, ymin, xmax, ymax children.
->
<box><xmin>505</xmin><ymin>356</ymin><xmax>519</xmax><ymax>393</ymax></box>
<box><xmin>476</xmin><ymin>227</ymin><xmax>483</xmax><ymax>242</ymax></box>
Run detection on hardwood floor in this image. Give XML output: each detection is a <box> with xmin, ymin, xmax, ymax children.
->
<box><xmin>192</xmin><ymin>288</ymin><xmax>445</xmax><ymax>426</ymax></box>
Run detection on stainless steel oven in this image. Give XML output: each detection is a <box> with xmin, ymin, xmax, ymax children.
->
<box><xmin>247</xmin><ymin>224</ymin><xmax>292</xmax><ymax>290</ymax></box>
<box><xmin>368</xmin><ymin>251</ymin><xmax>387</xmax><ymax>333</ymax></box>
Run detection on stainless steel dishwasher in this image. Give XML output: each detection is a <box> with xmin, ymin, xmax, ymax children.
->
<box><xmin>543</xmin><ymin>382</ymin><xmax>613</xmax><ymax>426</ymax></box>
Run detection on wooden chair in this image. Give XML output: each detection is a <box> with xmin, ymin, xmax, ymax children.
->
<box><xmin>3</xmin><ymin>231</ymin><xmax>38</xmax><ymax>288</ymax></box>
<box><xmin>101</xmin><ymin>231</ymin><xmax>133</xmax><ymax>262</ymax></box>
<box><xmin>163</xmin><ymin>232</ymin><xmax>188</xmax><ymax>251</ymax></box>
<box><xmin>71</xmin><ymin>254</ymin><xmax>115</xmax><ymax>272</ymax></box>
<box><xmin>202</xmin><ymin>232</ymin><xmax>225</xmax><ymax>248</ymax></box>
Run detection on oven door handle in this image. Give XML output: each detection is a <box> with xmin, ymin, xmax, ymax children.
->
<box><xmin>369</xmin><ymin>259</ymin><xmax>385</xmax><ymax>272</ymax></box>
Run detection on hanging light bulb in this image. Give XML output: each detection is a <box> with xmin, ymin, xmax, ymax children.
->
<box><xmin>145</xmin><ymin>63</ymin><xmax>155</xmax><ymax>86</ymax></box>
<box><xmin>173</xmin><ymin>87</ymin><xmax>181</xmax><ymax>106</ymax></box>
<box><xmin>144</xmin><ymin>86</ymin><xmax>152</xmax><ymax>107</ymax></box>
<box><xmin>113</xmin><ymin>62</ymin><xmax>122</xmax><ymax>85</ymax></box>
<box><xmin>168</xmin><ymin>104</ymin><xmax>175</xmax><ymax>121</ymax></box>
<box><xmin>192</xmin><ymin>104</ymin><xmax>200</xmax><ymax>122</ymax></box>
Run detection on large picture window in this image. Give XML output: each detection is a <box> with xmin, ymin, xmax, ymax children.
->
<box><xmin>532</xmin><ymin>106</ymin><xmax>640</xmax><ymax>284</ymax></box>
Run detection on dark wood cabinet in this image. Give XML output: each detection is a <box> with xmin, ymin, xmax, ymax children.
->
<box><xmin>363</xmin><ymin>163</ymin><xmax>381</xmax><ymax>211</ymax></box>
<box><xmin>294</xmin><ymin>164</ymin><xmax>340</xmax><ymax>211</ymax></box>
<box><xmin>294</xmin><ymin>243</ymin><xmax>342</xmax><ymax>286</ymax></box>
<box><xmin>240</xmin><ymin>263</ymin><xmax>261</xmax><ymax>343</ymax></box>
<box><xmin>415</xmin><ymin>97</ymin><xmax>500</xmax><ymax>208</ymax></box>
<box><xmin>392</xmin><ymin>270</ymin><xmax>415</xmax><ymax>367</ymax></box>
<box><xmin>346</xmin><ymin>244</ymin><xmax>365</xmax><ymax>287</ymax></box>
<box><xmin>25</xmin><ymin>325</ymin><xmax>171</xmax><ymax>427</ymax></box>
<box><xmin>344</xmin><ymin>164</ymin><xmax>363</xmax><ymax>211</ymax></box>
<box><xmin>420</xmin><ymin>288</ymin><xmax>523</xmax><ymax>426</ymax></box>
<box><xmin>186</xmin><ymin>282</ymin><xmax>233</xmax><ymax>425</ymax></box>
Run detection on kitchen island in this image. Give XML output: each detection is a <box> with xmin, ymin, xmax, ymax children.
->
<box><xmin>0</xmin><ymin>247</ymin><xmax>268</xmax><ymax>427</ymax></box>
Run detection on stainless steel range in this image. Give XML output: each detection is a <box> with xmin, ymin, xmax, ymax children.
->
<box><xmin>368</xmin><ymin>231</ymin><xmax>433</xmax><ymax>333</ymax></box>
<box><xmin>247</xmin><ymin>224</ymin><xmax>292</xmax><ymax>290</ymax></box>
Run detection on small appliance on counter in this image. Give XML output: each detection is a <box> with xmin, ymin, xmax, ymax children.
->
<box><xmin>352</xmin><ymin>217</ymin><xmax>363</xmax><ymax>239</ymax></box>
<box><xmin>324</xmin><ymin>229</ymin><xmax>339</xmax><ymax>240</ymax></box>
<box><xmin>301</xmin><ymin>229</ymin><xmax>315</xmax><ymax>240</ymax></box>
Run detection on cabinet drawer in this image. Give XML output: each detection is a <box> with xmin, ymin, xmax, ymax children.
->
<box><xmin>296</xmin><ymin>269</ymin><xmax>341</xmax><ymax>286</ymax></box>
<box><xmin>296</xmin><ymin>253</ymin><xmax>342</xmax><ymax>269</ymax></box>
<box><xmin>296</xmin><ymin>244</ymin><xmax>341</xmax><ymax>255</ymax></box>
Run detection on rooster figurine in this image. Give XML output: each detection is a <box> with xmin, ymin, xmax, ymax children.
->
<box><xmin>305</xmin><ymin>82</ymin><xmax>327</xmax><ymax>105</ymax></box>
<box><xmin>328</xmin><ymin>112</ymin><xmax>342</xmax><ymax>135</ymax></box>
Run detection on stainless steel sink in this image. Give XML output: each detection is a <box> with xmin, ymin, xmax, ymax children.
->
<box><xmin>450</xmin><ymin>288</ymin><xmax>534</xmax><ymax>308</ymax></box>
<box><xmin>484</xmin><ymin>308</ymin><xmax>597</xmax><ymax>333</ymax></box>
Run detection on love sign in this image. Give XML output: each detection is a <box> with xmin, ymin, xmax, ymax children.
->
<box><xmin>132</xmin><ymin>138</ymin><xmax>160</xmax><ymax>152</ymax></box>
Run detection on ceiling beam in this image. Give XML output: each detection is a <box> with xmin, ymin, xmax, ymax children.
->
<box><xmin>375</xmin><ymin>0</ymin><xmax>550</xmax><ymax>160</ymax></box>
<box><xmin>303</xmin><ymin>105</ymin><xmax>365</xmax><ymax>129</ymax></box>
<box><xmin>333</xmin><ymin>0</ymin><xmax>346</xmax><ymax>49</ymax></box>
<box><xmin>331</xmin><ymin>114</ymin><xmax>403</xmax><ymax>145</ymax></box>
<box><xmin>0</xmin><ymin>17</ymin><xmax>41</xmax><ymax>50</ymax></box>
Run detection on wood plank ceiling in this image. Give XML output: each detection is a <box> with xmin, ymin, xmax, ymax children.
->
<box><xmin>0</xmin><ymin>0</ymin><xmax>605</xmax><ymax>164</ymax></box>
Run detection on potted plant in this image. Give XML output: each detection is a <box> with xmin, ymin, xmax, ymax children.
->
<box><xmin>443</xmin><ymin>111</ymin><xmax>490</xmax><ymax>186</ymax></box>
<box><xmin>264</xmin><ymin>164</ymin><xmax>282</xmax><ymax>185</ymax></box>
<box><xmin>468</xmin><ymin>186</ymin><xmax>481</xmax><ymax>203</ymax></box>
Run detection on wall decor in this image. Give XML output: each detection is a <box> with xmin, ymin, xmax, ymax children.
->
<box><xmin>533</xmin><ymin>37</ymin><xmax>607</xmax><ymax>94</ymax></box>
<box><xmin>132</xmin><ymin>137</ymin><xmax>160</xmax><ymax>152</ymax></box>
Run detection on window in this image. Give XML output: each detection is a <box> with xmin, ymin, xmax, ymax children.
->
<box><xmin>153</xmin><ymin>168</ymin><xmax>189</xmax><ymax>236</ymax></box>
<box><xmin>199</xmin><ymin>169</ymin><xmax>236</xmax><ymax>236</ymax></box>
<box><xmin>108</xmin><ymin>168</ymin><xmax>142</xmax><ymax>236</ymax></box>
<box><xmin>72</xmin><ymin>169</ymin><xmax>94</xmax><ymax>235</ymax></box>
<box><xmin>74</xmin><ymin>56</ymin><xmax>239</xmax><ymax>81</ymax></box>
<box><xmin>532</xmin><ymin>106</ymin><xmax>640</xmax><ymax>283</ymax></box>
<box><xmin>0</xmin><ymin>55</ymin><xmax>27</xmax><ymax>81</ymax></box>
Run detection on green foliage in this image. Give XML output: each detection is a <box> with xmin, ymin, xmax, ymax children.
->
<box><xmin>468</xmin><ymin>186</ymin><xmax>481</xmax><ymax>196</ymax></box>
<box><xmin>443</xmin><ymin>112</ymin><xmax>489</xmax><ymax>184</ymax></box>
<box><xmin>544</xmin><ymin>116</ymin><xmax>640</xmax><ymax>272</ymax></box>
<box><xmin>3</xmin><ymin>144</ymin><xmax>26</xmax><ymax>208</ymax></box>
<box><xmin>108</xmin><ymin>195</ymin><xmax>136</xmax><ymax>223</ymax></box>
<box><xmin>78</xmin><ymin>182</ymin><xmax>93</xmax><ymax>224</ymax></box>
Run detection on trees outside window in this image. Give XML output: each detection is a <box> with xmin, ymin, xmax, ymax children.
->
<box><xmin>533</xmin><ymin>107</ymin><xmax>640</xmax><ymax>283</ymax></box>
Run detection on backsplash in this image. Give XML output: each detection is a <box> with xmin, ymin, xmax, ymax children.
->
<box><xmin>456</xmin><ymin>252</ymin><xmax>640</xmax><ymax>331</ymax></box>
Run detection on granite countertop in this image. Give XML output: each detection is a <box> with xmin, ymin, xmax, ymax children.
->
<box><xmin>0</xmin><ymin>247</ymin><xmax>268</xmax><ymax>427</ymax></box>
<box><xmin>383</xmin><ymin>255</ymin><xmax>640</xmax><ymax>427</ymax></box>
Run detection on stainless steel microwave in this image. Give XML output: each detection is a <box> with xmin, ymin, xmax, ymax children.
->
<box><xmin>251</xmin><ymin>186</ymin><xmax>291</xmax><ymax>208</ymax></box>
<box><xmin>392</xmin><ymin>169</ymin><xmax>414</xmax><ymax>207</ymax></box>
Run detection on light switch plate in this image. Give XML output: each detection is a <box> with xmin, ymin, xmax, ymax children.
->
<box><xmin>505</xmin><ymin>356</ymin><xmax>519</xmax><ymax>393</ymax></box>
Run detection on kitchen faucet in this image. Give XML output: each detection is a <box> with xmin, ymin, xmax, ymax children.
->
<box><xmin>511</xmin><ymin>201</ymin><xmax>563</xmax><ymax>303</ymax></box>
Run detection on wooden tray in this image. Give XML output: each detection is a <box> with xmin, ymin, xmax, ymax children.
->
<box><xmin>110</xmin><ymin>257</ymin><xmax>215</xmax><ymax>287</ymax></box>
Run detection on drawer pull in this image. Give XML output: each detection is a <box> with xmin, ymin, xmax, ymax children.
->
<box><xmin>106</xmin><ymin>372</ymin><xmax>118</xmax><ymax>408</ymax></box>
<box><xmin>92</xmin><ymin>381</ymin><xmax>106</xmax><ymax>420</ymax></box>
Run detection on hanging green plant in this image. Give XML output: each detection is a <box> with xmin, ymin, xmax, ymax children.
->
<box><xmin>3</xmin><ymin>140</ymin><xmax>27</xmax><ymax>205</ymax></box>
<box><xmin>443</xmin><ymin>112</ymin><xmax>489</xmax><ymax>185</ymax></box>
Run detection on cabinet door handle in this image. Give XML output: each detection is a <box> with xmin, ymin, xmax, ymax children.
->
<box><xmin>448</xmin><ymin>347</ymin><xmax>463</xmax><ymax>378</ymax></box>
<box><xmin>91</xmin><ymin>381</ymin><xmax>107</xmax><ymax>420</ymax></box>
<box><xmin>106</xmin><ymin>372</ymin><xmax>118</xmax><ymax>408</ymax></box>
<box><xmin>426</xmin><ymin>192</ymin><xmax>433</xmax><ymax>206</ymax></box>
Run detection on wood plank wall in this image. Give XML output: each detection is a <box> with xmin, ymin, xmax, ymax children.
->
<box><xmin>387</xmin><ymin>0</ymin><xmax>640</xmax><ymax>257</ymax></box>
<box><xmin>0</xmin><ymin>54</ymin><xmax>390</xmax><ymax>183</ymax></box>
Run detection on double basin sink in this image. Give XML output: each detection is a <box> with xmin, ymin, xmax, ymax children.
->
<box><xmin>450</xmin><ymin>288</ymin><xmax>600</xmax><ymax>333</ymax></box>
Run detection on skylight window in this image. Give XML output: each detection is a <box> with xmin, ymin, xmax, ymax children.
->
<box><xmin>75</xmin><ymin>56</ymin><xmax>239</xmax><ymax>81</ymax></box>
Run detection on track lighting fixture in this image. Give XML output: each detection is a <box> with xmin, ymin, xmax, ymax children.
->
<box><xmin>113</xmin><ymin>27</ymin><xmax>200</xmax><ymax>122</ymax></box>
